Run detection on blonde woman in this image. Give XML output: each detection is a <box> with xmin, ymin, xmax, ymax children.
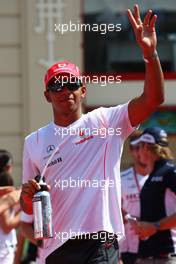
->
<box><xmin>131</xmin><ymin>127</ymin><xmax>176</xmax><ymax>264</ymax></box>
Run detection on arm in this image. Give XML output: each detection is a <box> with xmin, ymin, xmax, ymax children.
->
<box><xmin>156</xmin><ymin>213</ymin><xmax>176</xmax><ymax>230</ymax></box>
<box><xmin>13</xmin><ymin>228</ymin><xmax>26</xmax><ymax>264</ymax></box>
<box><xmin>127</xmin><ymin>5</ymin><xmax>164</xmax><ymax>126</ymax></box>
<box><xmin>0</xmin><ymin>209</ymin><xmax>21</xmax><ymax>233</ymax></box>
<box><xmin>135</xmin><ymin>168</ymin><xmax>176</xmax><ymax>239</ymax></box>
<box><xmin>0</xmin><ymin>186</ymin><xmax>14</xmax><ymax>196</ymax></box>
<box><xmin>132</xmin><ymin>213</ymin><xmax>176</xmax><ymax>240</ymax></box>
<box><xmin>20</xmin><ymin>221</ymin><xmax>37</xmax><ymax>245</ymax></box>
<box><xmin>0</xmin><ymin>189</ymin><xmax>21</xmax><ymax>215</ymax></box>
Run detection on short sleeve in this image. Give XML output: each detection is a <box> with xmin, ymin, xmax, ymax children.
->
<box><xmin>96</xmin><ymin>101</ymin><xmax>136</xmax><ymax>139</ymax></box>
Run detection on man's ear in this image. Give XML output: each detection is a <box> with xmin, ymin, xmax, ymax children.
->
<box><xmin>44</xmin><ymin>91</ymin><xmax>52</xmax><ymax>103</ymax></box>
<box><xmin>80</xmin><ymin>86</ymin><xmax>86</xmax><ymax>99</ymax></box>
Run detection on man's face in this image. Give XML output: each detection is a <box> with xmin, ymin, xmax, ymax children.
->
<box><xmin>44</xmin><ymin>76</ymin><xmax>86</xmax><ymax>115</ymax></box>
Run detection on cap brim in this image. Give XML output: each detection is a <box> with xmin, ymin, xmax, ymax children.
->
<box><xmin>46</xmin><ymin>71</ymin><xmax>81</xmax><ymax>88</ymax></box>
<box><xmin>130</xmin><ymin>133</ymin><xmax>156</xmax><ymax>145</ymax></box>
<box><xmin>130</xmin><ymin>138</ymin><xmax>142</xmax><ymax>145</ymax></box>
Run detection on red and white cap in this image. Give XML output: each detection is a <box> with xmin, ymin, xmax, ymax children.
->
<box><xmin>44</xmin><ymin>60</ymin><xmax>81</xmax><ymax>88</ymax></box>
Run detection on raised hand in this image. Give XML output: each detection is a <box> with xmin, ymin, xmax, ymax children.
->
<box><xmin>127</xmin><ymin>4</ymin><xmax>157</xmax><ymax>57</ymax></box>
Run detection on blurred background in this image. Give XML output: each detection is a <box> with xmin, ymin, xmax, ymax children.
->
<box><xmin>0</xmin><ymin>0</ymin><xmax>176</xmax><ymax>185</ymax></box>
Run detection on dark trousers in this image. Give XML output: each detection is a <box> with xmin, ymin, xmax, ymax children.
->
<box><xmin>121</xmin><ymin>252</ymin><xmax>138</xmax><ymax>264</ymax></box>
<box><xmin>22</xmin><ymin>242</ymin><xmax>38</xmax><ymax>263</ymax></box>
<box><xmin>46</xmin><ymin>233</ymin><xmax>119</xmax><ymax>264</ymax></box>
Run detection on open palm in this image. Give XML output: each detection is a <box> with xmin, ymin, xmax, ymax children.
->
<box><xmin>128</xmin><ymin>4</ymin><xmax>157</xmax><ymax>57</ymax></box>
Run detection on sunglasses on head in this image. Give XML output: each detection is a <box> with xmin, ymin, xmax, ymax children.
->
<box><xmin>47</xmin><ymin>78</ymin><xmax>82</xmax><ymax>92</ymax></box>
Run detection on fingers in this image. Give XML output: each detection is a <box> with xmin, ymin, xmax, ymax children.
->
<box><xmin>143</xmin><ymin>9</ymin><xmax>157</xmax><ymax>28</ymax></box>
<box><xmin>21</xmin><ymin>179</ymin><xmax>41</xmax><ymax>198</ymax></box>
<box><xmin>128</xmin><ymin>5</ymin><xmax>157</xmax><ymax>28</ymax></box>
<box><xmin>29</xmin><ymin>179</ymin><xmax>41</xmax><ymax>192</ymax></box>
<box><xmin>21</xmin><ymin>179</ymin><xmax>50</xmax><ymax>198</ymax></box>
<box><xmin>150</xmin><ymin>14</ymin><xmax>157</xmax><ymax>27</ymax></box>
<box><xmin>134</xmin><ymin>4</ymin><xmax>142</xmax><ymax>25</ymax></box>
<box><xmin>143</xmin><ymin>9</ymin><xmax>152</xmax><ymax>26</ymax></box>
<box><xmin>127</xmin><ymin>9</ymin><xmax>138</xmax><ymax>30</ymax></box>
<box><xmin>47</xmin><ymin>184</ymin><xmax>51</xmax><ymax>191</ymax></box>
<box><xmin>127</xmin><ymin>4</ymin><xmax>142</xmax><ymax>29</ymax></box>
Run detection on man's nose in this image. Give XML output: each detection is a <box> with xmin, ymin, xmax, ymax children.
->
<box><xmin>61</xmin><ymin>86</ymin><xmax>71</xmax><ymax>94</ymax></box>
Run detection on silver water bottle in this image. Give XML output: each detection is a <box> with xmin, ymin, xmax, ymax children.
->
<box><xmin>32</xmin><ymin>175</ymin><xmax>53</xmax><ymax>240</ymax></box>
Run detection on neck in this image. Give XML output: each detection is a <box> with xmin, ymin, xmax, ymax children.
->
<box><xmin>53</xmin><ymin>108</ymin><xmax>82</xmax><ymax>127</ymax></box>
<box><xmin>134</xmin><ymin>163</ymin><xmax>148</xmax><ymax>176</ymax></box>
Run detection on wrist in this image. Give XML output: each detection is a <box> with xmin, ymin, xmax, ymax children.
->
<box><xmin>153</xmin><ymin>221</ymin><xmax>161</xmax><ymax>231</ymax></box>
<box><xmin>143</xmin><ymin>50</ymin><xmax>158</xmax><ymax>63</ymax></box>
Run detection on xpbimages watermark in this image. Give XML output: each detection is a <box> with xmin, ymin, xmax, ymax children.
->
<box><xmin>54</xmin><ymin>73</ymin><xmax>122</xmax><ymax>87</ymax></box>
<box><xmin>55</xmin><ymin>21</ymin><xmax>122</xmax><ymax>35</ymax></box>
<box><xmin>54</xmin><ymin>177</ymin><xmax>115</xmax><ymax>191</ymax></box>
<box><xmin>54</xmin><ymin>229</ymin><xmax>115</xmax><ymax>243</ymax></box>
<box><xmin>54</xmin><ymin>126</ymin><xmax>122</xmax><ymax>139</ymax></box>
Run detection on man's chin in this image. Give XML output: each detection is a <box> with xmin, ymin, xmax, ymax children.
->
<box><xmin>60</xmin><ymin>102</ymin><xmax>78</xmax><ymax>113</ymax></box>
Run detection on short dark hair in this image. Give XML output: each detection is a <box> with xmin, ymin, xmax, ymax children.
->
<box><xmin>0</xmin><ymin>171</ymin><xmax>14</xmax><ymax>186</ymax></box>
<box><xmin>0</xmin><ymin>149</ymin><xmax>13</xmax><ymax>172</ymax></box>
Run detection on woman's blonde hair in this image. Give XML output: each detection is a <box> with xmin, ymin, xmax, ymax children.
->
<box><xmin>147</xmin><ymin>143</ymin><xmax>174</xmax><ymax>160</ymax></box>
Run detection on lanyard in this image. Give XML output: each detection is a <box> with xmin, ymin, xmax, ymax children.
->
<box><xmin>133</xmin><ymin>168</ymin><xmax>141</xmax><ymax>193</ymax></box>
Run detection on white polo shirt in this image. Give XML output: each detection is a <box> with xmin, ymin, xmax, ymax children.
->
<box><xmin>22</xmin><ymin>102</ymin><xmax>135</xmax><ymax>262</ymax></box>
<box><xmin>120</xmin><ymin>167</ymin><xmax>148</xmax><ymax>253</ymax></box>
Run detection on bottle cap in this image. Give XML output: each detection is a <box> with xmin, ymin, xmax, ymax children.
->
<box><xmin>35</xmin><ymin>175</ymin><xmax>48</xmax><ymax>191</ymax></box>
